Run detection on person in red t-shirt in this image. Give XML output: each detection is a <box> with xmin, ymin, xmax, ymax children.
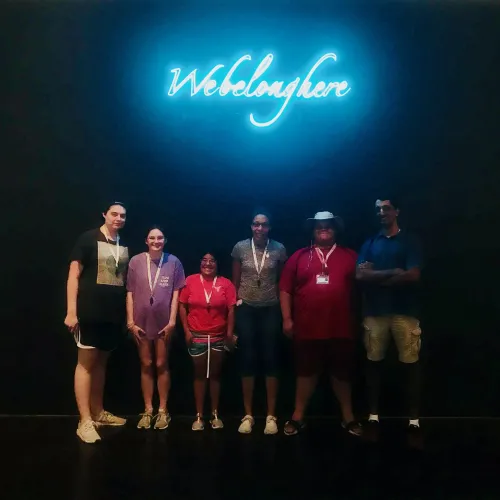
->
<box><xmin>279</xmin><ymin>212</ymin><xmax>362</xmax><ymax>437</ymax></box>
<box><xmin>179</xmin><ymin>252</ymin><xmax>237</xmax><ymax>431</ymax></box>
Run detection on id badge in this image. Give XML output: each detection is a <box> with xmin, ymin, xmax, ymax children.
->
<box><xmin>316</xmin><ymin>274</ymin><xmax>329</xmax><ymax>285</ymax></box>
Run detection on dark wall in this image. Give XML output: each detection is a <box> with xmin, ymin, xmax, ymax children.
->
<box><xmin>1</xmin><ymin>2</ymin><xmax>499</xmax><ymax>417</ymax></box>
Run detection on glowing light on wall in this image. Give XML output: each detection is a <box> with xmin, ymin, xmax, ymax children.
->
<box><xmin>166</xmin><ymin>53</ymin><xmax>350</xmax><ymax>127</ymax></box>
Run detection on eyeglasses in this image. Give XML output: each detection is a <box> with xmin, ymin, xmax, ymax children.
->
<box><xmin>201</xmin><ymin>259</ymin><xmax>216</xmax><ymax>264</ymax></box>
<box><xmin>252</xmin><ymin>222</ymin><xmax>269</xmax><ymax>228</ymax></box>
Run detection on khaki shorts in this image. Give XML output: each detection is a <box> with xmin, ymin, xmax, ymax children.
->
<box><xmin>363</xmin><ymin>315</ymin><xmax>422</xmax><ymax>364</ymax></box>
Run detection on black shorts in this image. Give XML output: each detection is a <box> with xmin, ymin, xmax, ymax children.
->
<box><xmin>74</xmin><ymin>322</ymin><xmax>125</xmax><ymax>352</ymax></box>
<box><xmin>236</xmin><ymin>303</ymin><xmax>282</xmax><ymax>377</ymax></box>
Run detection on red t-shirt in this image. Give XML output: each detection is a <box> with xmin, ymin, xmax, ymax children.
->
<box><xmin>179</xmin><ymin>274</ymin><xmax>237</xmax><ymax>343</ymax></box>
<box><xmin>279</xmin><ymin>245</ymin><xmax>357</xmax><ymax>340</ymax></box>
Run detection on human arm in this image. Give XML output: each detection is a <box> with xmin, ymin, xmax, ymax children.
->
<box><xmin>380</xmin><ymin>235</ymin><xmax>423</xmax><ymax>286</ymax></box>
<box><xmin>232</xmin><ymin>259</ymin><xmax>241</xmax><ymax>291</ymax></box>
<box><xmin>159</xmin><ymin>289</ymin><xmax>180</xmax><ymax>338</ymax></box>
<box><xmin>280</xmin><ymin>291</ymin><xmax>294</xmax><ymax>337</ymax></box>
<box><xmin>356</xmin><ymin>263</ymin><xmax>405</xmax><ymax>282</ymax></box>
<box><xmin>355</xmin><ymin>239</ymin><xmax>404</xmax><ymax>282</ymax></box>
<box><xmin>126</xmin><ymin>291</ymin><xmax>146</xmax><ymax>341</ymax></box>
<box><xmin>279</xmin><ymin>254</ymin><xmax>296</xmax><ymax>338</ymax></box>
<box><xmin>64</xmin><ymin>261</ymin><xmax>82</xmax><ymax>333</ymax></box>
<box><xmin>178</xmin><ymin>302</ymin><xmax>192</xmax><ymax>344</ymax></box>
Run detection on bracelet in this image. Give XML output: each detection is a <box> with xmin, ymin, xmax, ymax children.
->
<box><xmin>127</xmin><ymin>322</ymin><xmax>135</xmax><ymax>330</ymax></box>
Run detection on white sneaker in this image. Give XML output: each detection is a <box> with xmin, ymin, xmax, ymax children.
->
<box><xmin>77</xmin><ymin>420</ymin><xmax>101</xmax><ymax>444</ymax></box>
<box><xmin>238</xmin><ymin>415</ymin><xmax>255</xmax><ymax>434</ymax></box>
<box><xmin>264</xmin><ymin>415</ymin><xmax>278</xmax><ymax>435</ymax></box>
<box><xmin>192</xmin><ymin>414</ymin><xmax>205</xmax><ymax>431</ymax></box>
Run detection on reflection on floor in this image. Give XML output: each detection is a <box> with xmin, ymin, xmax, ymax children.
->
<box><xmin>2</xmin><ymin>417</ymin><xmax>499</xmax><ymax>499</ymax></box>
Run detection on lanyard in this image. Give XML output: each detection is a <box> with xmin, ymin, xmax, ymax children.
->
<box><xmin>251</xmin><ymin>238</ymin><xmax>269</xmax><ymax>279</ymax></box>
<box><xmin>315</xmin><ymin>245</ymin><xmax>336</xmax><ymax>272</ymax></box>
<box><xmin>147</xmin><ymin>253</ymin><xmax>164</xmax><ymax>302</ymax></box>
<box><xmin>103</xmin><ymin>227</ymin><xmax>120</xmax><ymax>267</ymax></box>
<box><xmin>200</xmin><ymin>274</ymin><xmax>217</xmax><ymax>306</ymax></box>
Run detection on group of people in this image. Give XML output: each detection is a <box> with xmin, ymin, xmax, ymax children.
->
<box><xmin>64</xmin><ymin>199</ymin><xmax>423</xmax><ymax>444</ymax></box>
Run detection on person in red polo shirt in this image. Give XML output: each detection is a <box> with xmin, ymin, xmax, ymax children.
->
<box><xmin>179</xmin><ymin>252</ymin><xmax>237</xmax><ymax>431</ymax></box>
<box><xmin>279</xmin><ymin>211</ymin><xmax>362</xmax><ymax>436</ymax></box>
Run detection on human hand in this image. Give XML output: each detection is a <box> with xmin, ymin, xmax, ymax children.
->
<box><xmin>283</xmin><ymin>318</ymin><xmax>294</xmax><ymax>338</ymax></box>
<box><xmin>185</xmin><ymin>331</ymin><xmax>193</xmax><ymax>345</ymax></box>
<box><xmin>358</xmin><ymin>261</ymin><xmax>374</xmax><ymax>270</ymax></box>
<box><xmin>130</xmin><ymin>324</ymin><xmax>146</xmax><ymax>343</ymax></box>
<box><xmin>225</xmin><ymin>334</ymin><xmax>237</xmax><ymax>351</ymax></box>
<box><xmin>64</xmin><ymin>313</ymin><xmax>79</xmax><ymax>334</ymax></box>
<box><xmin>159</xmin><ymin>322</ymin><xmax>175</xmax><ymax>339</ymax></box>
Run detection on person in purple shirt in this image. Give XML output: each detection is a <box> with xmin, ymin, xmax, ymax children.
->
<box><xmin>126</xmin><ymin>226</ymin><xmax>185</xmax><ymax>430</ymax></box>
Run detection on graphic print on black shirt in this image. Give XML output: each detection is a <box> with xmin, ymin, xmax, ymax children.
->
<box><xmin>70</xmin><ymin>228</ymin><xmax>129</xmax><ymax>324</ymax></box>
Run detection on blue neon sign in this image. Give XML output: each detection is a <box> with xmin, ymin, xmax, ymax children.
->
<box><xmin>166</xmin><ymin>53</ymin><xmax>350</xmax><ymax>128</ymax></box>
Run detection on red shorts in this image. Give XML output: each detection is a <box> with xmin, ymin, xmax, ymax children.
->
<box><xmin>293</xmin><ymin>339</ymin><xmax>355</xmax><ymax>381</ymax></box>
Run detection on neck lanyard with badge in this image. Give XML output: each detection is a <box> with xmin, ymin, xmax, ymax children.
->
<box><xmin>251</xmin><ymin>238</ymin><xmax>269</xmax><ymax>287</ymax></box>
<box><xmin>147</xmin><ymin>253</ymin><xmax>164</xmax><ymax>305</ymax></box>
<box><xmin>103</xmin><ymin>227</ymin><xmax>120</xmax><ymax>274</ymax></box>
<box><xmin>200</xmin><ymin>274</ymin><xmax>217</xmax><ymax>311</ymax></box>
<box><xmin>315</xmin><ymin>245</ymin><xmax>336</xmax><ymax>284</ymax></box>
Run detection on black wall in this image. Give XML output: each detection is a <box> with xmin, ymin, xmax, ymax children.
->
<box><xmin>1</xmin><ymin>2</ymin><xmax>499</xmax><ymax>417</ymax></box>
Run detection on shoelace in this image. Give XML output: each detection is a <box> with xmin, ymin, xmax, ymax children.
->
<box><xmin>140</xmin><ymin>412</ymin><xmax>153</xmax><ymax>424</ymax></box>
<box><xmin>155</xmin><ymin>412</ymin><xmax>168</xmax><ymax>423</ymax></box>
<box><xmin>99</xmin><ymin>411</ymin><xmax>114</xmax><ymax>422</ymax></box>
<box><xmin>82</xmin><ymin>420</ymin><xmax>96</xmax><ymax>431</ymax></box>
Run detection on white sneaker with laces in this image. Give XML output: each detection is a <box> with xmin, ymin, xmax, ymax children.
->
<box><xmin>264</xmin><ymin>415</ymin><xmax>278</xmax><ymax>435</ymax></box>
<box><xmin>77</xmin><ymin>420</ymin><xmax>101</xmax><ymax>444</ymax></box>
<box><xmin>238</xmin><ymin>415</ymin><xmax>255</xmax><ymax>434</ymax></box>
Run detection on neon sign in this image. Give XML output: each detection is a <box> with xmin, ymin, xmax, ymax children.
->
<box><xmin>166</xmin><ymin>53</ymin><xmax>350</xmax><ymax>127</ymax></box>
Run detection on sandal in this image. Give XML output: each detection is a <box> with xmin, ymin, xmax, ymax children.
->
<box><xmin>341</xmin><ymin>420</ymin><xmax>363</xmax><ymax>437</ymax></box>
<box><xmin>284</xmin><ymin>419</ymin><xmax>306</xmax><ymax>436</ymax></box>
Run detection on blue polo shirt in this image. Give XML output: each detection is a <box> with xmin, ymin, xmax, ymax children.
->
<box><xmin>357</xmin><ymin>230</ymin><xmax>423</xmax><ymax>317</ymax></box>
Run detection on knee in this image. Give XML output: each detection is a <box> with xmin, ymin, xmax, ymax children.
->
<box><xmin>140</xmin><ymin>357</ymin><xmax>154</xmax><ymax>371</ymax></box>
<box><xmin>156</xmin><ymin>358</ymin><xmax>168</xmax><ymax>373</ymax></box>
<box><xmin>263</xmin><ymin>352</ymin><xmax>279</xmax><ymax>377</ymax></box>
<box><xmin>397</xmin><ymin>319</ymin><xmax>422</xmax><ymax>364</ymax></box>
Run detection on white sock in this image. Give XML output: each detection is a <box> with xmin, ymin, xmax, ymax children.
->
<box><xmin>409</xmin><ymin>418</ymin><xmax>420</xmax><ymax>427</ymax></box>
<box><xmin>368</xmin><ymin>414</ymin><xmax>379</xmax><ymax>422</ymax></box>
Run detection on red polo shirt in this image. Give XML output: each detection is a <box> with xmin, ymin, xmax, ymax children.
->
<box><xmin>279</xmin><ymin>245</ymin><xmax>357</xmax><ymax>340</ymax></box>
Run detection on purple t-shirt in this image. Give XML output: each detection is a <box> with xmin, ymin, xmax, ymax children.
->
<box><xmin>127</xmin><ymin>252</ymin><xmax>186</xmax><ymax>339</ymax></box>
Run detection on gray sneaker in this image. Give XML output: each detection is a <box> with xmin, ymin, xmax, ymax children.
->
<box><xmin>154</xmin><ymin>411</ymin><xmax>171</xmax><ymax>430</ymax></box>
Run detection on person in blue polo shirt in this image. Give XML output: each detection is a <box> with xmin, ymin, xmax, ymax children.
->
<box><xmin>356</xmin><ymin>198</ymin><xmax>423</xmax><ymax>433</ymax></box>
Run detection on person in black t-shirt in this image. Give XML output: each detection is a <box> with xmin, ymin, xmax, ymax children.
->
<box><xmin>64</xmin><ymin>202</ymin><xmax>129</xmax><ymax>443</ymax></box>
